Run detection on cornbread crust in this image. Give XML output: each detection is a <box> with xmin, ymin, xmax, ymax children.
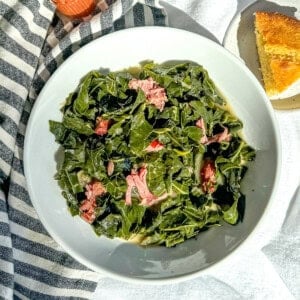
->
<box><xmin>255</xmin><ymin>11</ymin><xmax>300</xmax><ymax>61</ymax></box>
<box><xmin>255</xmin><ymin>11</ymin><xmax>300</xmax><ymax>98</ymax></box>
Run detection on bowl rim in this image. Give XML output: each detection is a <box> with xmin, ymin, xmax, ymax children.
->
<box><xmin>24</xmin><ymin>26</ymin><xmax>282</xmax><ymax>285</ymax></box>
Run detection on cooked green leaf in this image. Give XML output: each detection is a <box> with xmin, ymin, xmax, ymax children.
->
<box><xmin>49</xmin><ymin>62</ymin><xmax>255</xmax><ymax>248</ymax></box>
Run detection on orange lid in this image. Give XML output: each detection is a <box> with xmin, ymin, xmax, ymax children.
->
<box><xmin>53</xmin><ymin>0</ymin><xmax>96</xmax><ymax>19</ymax></box>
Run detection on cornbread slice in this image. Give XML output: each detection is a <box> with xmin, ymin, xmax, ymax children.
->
<box><xmin>254</xmin><ymin>11</ymin><xmax>300</xmax><ymax>99</ymax></box>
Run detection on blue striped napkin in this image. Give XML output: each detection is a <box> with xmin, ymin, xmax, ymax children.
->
<box><xmin>0</xmin><ymin>0</ymin><xmax>167</xmax><ymax>298</ymax></box>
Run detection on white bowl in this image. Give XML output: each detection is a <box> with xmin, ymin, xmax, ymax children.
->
<box><xmin>24</xmin><ymin>27</ymin><xmax>281</xmax><ymax>284</ymax></box>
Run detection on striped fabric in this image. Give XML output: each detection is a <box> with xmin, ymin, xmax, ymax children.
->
<box><xmin>0</xmin><ymin>0</ymin><xmax>167</xmax><ymax>298</ymax></box>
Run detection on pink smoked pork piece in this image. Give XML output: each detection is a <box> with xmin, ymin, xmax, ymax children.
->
<box><xmin>145</xmin><ymin>139</ymin><xmax>164</xmax><ymax>152</ymax></box>
<box><xmin>79</xmin><ymin>181</ymin><xmax>106</xmax><ymax>224</ymax></box>
<box><xmin>128</xmin><ymin>77</ymin><xmax>167</xmax><ymax>111</ymax></box>
<box><xmin>107</xmin><ymin>160</ymin><xmax>114</xmax><ymax>176</ymax></box>
<box><xmin>94</xmin><ymin>117</ymin><xmax>111</xmax><ymax>136</ymax></box>
<box><xmin>125</xmin><ymin>166</ymin><xmax>168</xmax><ymax>206</ymax></box>
<box><xmin>200</xmin><ymin>160</ymin><xmax>216</xmax><ymax>194</ymax></box>
<box><xmin>196</xmin><ymin>118</ymin><xmax>231</xmax><ymax>145</ymax></box>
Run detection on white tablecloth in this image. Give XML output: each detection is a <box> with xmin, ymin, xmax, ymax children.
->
<box><xmin>93</xmin><ymin>1</ymin><xmax>300</xmax><ymax>299</ymax></box>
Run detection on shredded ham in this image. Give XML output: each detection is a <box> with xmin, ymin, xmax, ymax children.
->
<box><xmin>139</xmin><ymin>192</ymin><xmax>169</xmax><ymax>206</ymax></box>
<box><xmin>196</xmin><ymin>118</ymin><xmax>209</xmax><ymax>144</ymax></box>
<box><xmin>107</xmin><ymin>160</ymin><xmax>114</xmax><ymax>176</ymax></box>
<box><xmin>125</xmin><ymin>166</ymin><xmax>168</xmax><ymax>206</ymax></box>
<box><xmin>145</xmin><ymin>139</ymin><xmax>164</xmax><ymax>152</ymax></box>
<box><xmin>94</xmin><ymin>117</ymin><xmax>111</xmax><ymax>136</ymax></box>
<box><xmin>200</xmin><ymin>160</ymin><xmax>216</xmax><ymax>194</ymax></box>
<box><xmin>125</xmin><ymin>175</ymin><xmax>136</xmax><ymax>206</ymax></box>
<box><xmin>85</xmin><ymin>181</ymin><xmax>106</xmax><ymax>199</ymax></box>
<box><xmin>206</xmin><ymin>127</ymin><xmax>231</xmax><ymax>145</ymax></box>
<box><xmin>128</xmin><ymin>77</ymin><xmax>167</xmax><ymax>111</ymax></box>
<box><xmin>79</xmin><ymin>181</ymin><xmax>106</xmax><ymax>224</ymax></box>
<box><xmin>196</xmin><ymin>118</ymin><xmax>231</xmax><ymax>145</ymax></box>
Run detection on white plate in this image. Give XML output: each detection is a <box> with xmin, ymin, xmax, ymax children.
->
<box><xmin>223</xmin><ymin>0</ymin><xmax>300</xmax><ymax>110</ymax></box>
<box><xmin>24</xmin><ymin>26</ymin><xmax>281</xmax><ymax>283</ymax></box>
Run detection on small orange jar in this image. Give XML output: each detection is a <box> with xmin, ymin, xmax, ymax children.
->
<box><xmin>53</xmin><ymin>0</ymin><xmax>97</xmax><ymax>19</ymax></box>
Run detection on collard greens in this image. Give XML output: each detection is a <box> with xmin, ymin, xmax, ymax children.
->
<box><xmin>49</xmin><ymin>62</ymin><xmax>255</xmax><ymax>247</ymax></box>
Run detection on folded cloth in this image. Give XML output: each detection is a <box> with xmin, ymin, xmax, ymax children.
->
<box><xmin>0</xmin><ymin>0</ymin><xmax>167</xmax><ymax>298</ymax></box>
